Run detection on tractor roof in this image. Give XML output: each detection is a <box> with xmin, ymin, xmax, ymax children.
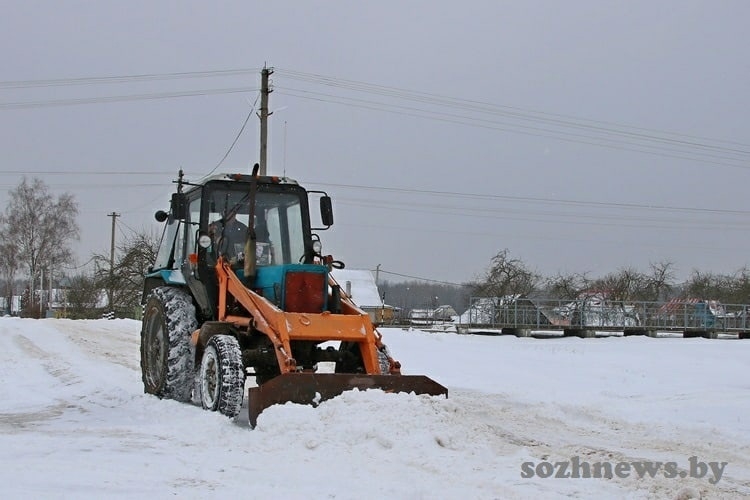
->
<box><xmin>195</xmin><ymin>173</ymin><xmax>300</xmax><ymax>186</ymax></box>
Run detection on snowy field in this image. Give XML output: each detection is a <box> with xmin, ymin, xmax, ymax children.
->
<box><xmin>1</xmin><ymin>318</ymin><xmax>748</xmax><ymax>499</ymax></box>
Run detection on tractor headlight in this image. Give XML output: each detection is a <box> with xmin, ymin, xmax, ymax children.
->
<box><xmin>312</xmin><ymin>240</ymin><xmax>322</xmax><ymax>255</ymax></box>
<box><xmin>198</xmin><ymin>234</ymin><xmax>212</xmax><ymax>248</ymax></box>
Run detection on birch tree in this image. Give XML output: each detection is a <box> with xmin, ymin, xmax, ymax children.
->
<box><xmin>1</xmin><ymin>177</ymin><xmax>79</xmax><ymax>314</ymax></box>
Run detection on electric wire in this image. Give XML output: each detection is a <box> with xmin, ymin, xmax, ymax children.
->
<box><xmin>374</xmin><ymin>269</ymin><xmax>469</xmax><ymax>286</ymax></box>
<box><xmin>0</xmin><ymin>86</ymin><xmax>259</xmax><ymax>110</ymax></box>
<box><xmin>301</xmin><ymin>181</ymin><xmax>750</xmax><ymax>216</ymax></box>
<box><xmin>276</xmin><ymin>88</ymin><xmax>750</xmax><ymax>170</ymax></box>
<box><xmin>202</xmin><ymin>90</ymin><xmax>261</xmax><ymax>178</ymax></box>
<box><xmin>274</xmin><ymin>68</ymin><xmax>750</xmax><ymax>153</ymax></box>
<box><xmin>0</xmin><ymin>68</ymin><xmax>262</xmax><ymax>89</ymax></box>
<box><xmin>9</xmin><ymin>64</ymin><xmax>747</xmax><ymax>156</ymax></box>
<box><xmin>3</xmin><ymin>66</ymin><xmax>747</xmax><ymax>163</ymax></box>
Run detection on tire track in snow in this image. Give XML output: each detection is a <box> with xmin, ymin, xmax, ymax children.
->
<box><xmin>1</xmin><ymin>335</ymin><xmax>83</xmax><ymax>431</ymax></box>
<box><xmin>14</xmin><ymin>334</ymin><xmax>80</xmax><ymax>386</ymax></box>
<box><xmin>50</xmin><ymin>319</ymin><xmax>141</xmax><ymax>371</ymax></box>
<box><xmin>450</xmin><ymin>389</ymin><xmax>750</xmax><ymax>499</ymax></box>
<box><xmin>0</xmin><ymin>401</ymin><xmax>70</xmax><ymax>431</ymax></box>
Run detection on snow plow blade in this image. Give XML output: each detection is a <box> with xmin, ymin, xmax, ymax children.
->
<box><xmin>248</xmin><ymin>373</ymin><xmax>448</xmax><ymax>427</ymax></box>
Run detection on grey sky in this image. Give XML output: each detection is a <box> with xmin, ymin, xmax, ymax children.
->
<box><xmin>2</xmin><ymin>1</ymin><xmax>749</xmax><ymax>284</ymax></box>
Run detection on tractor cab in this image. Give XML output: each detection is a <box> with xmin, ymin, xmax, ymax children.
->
<box><xmin>147</xmin><ymin>172</ymin><xmax>335</xmax><ymax>321</ymax></box>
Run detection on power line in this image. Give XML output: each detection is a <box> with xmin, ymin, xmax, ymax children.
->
<box><xmin>276</xmin><ymin>87</ymin><xmax>750</xmax><ymax>170</ymax></box>
<box><xmin>203</xmin><ymin>91</ymin><xmax>261</xmax><ymax>178</ymax></box>
<box><xmin>0</xmin><ymin>86</ymin><xmax>259</xmax><ymax>110</ymax></box>
<box><xmin>302</xmin><ymin>181</ymin><xmax>750</xmax><ymax>216</ymax></box>
<box><xmin>375</xmin><ymin>269</ymin><xmax>470</xmax><ymax>286</ymax></box>
<box><xmin>4</xmin><ymin>64</ymin><xmax>746</xmax><ymax>156</ymax></box>
<box><xmin>59</xmin><ymin>256</ymin><xmax>97</xmax><ymax>271</ymax></box>
<box><xmin>0</xmin><ymin>170</ymin><xmax>176</xmax><ymax>176</ymax></box>
<box><xmin>277</xmin><ymin>85</ymin><xmax>750</xmax><ymax>160</ymax></box>
<box><xmin>3</xmin><ymin>66</ymin><xmax>747</xmax><ymax>171</ymax></box>
<box><xmin>4</xmin><ymin>65</ymin><xmax>747</xmax><ymax>162</ymax></box>
<box><xmin>0</xmin><ymin>168</ymin><xmax>746</xmax><ymax>216</ymax></box>
<box><xmin>0</xmin><ymin>68</ymin><xmax>262</xmax><ymax>89</ymax></box>
<box><xmin>335</xmin><ymin>198</ymin><xmax>750</xmax><ymax>233</ymax></box>
<box><xmin>275</xmin><ymin>67</ymin><xmax>750</xmax><ymax>151</ymax></box>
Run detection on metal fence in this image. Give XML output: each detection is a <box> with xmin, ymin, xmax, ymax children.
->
<box><xmin>458</xmin><ymin>296</ymin><xmax>750</xmax><ymax>333</ymax></box>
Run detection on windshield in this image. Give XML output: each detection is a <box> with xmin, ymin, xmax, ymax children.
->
<box><xmin>205</xmin><ymin>184</ymin><xmax>308</xmax><ymax>266</ymax></box>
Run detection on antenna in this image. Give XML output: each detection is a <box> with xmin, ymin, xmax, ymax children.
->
<box><xmin>283</xmin><ymin>120</ymin><xmax>287</xmax><ymax>177</ymax></box>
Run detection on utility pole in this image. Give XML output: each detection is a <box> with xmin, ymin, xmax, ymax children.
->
<box><xmin>39</xmin><ymin>267</ymin><xmax>44</xmax><ymax>318</ymax></box>
<box><xmin>107</xmin><ymin>212</ymin><xmax>120</xmax><ymax>316</ymax></box>
<box><xmin>259</xmin><ymin>66</ymin><xmax>274</xmax><ymax>176</ymax></box>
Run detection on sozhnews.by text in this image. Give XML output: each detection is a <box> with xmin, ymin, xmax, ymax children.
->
<box><xmin>521</xmin><ymin>456</ymin><xmax>727</xmax><ymax>484</ymax></box>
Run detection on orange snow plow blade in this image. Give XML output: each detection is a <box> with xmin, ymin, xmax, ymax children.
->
<box><xmin>248</xmin><ymin>373</ymin><xmax>448</xmax><ymax>427</ymax></box>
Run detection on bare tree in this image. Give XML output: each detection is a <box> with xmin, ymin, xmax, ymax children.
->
<box><xmin>684</xmin><ymin>270</ymin><xmax>727</xmax><ymax>301</ymax></box>
<box><xmin>0</xmin><ymin>240</ymin><xmax>19</xmax><ymax>313</ymax></box>
<box><xmin>473</xmin><ymin>249</ymin><xmax>540</xmax><ymax>297</ymax></box>
<box><xmin>643</xmin><ymin>260</ymin><xmax>675</xmax><ymax>302</ymax></box>
<box><xmin>93</xmin><ymin>228</ymin><xmax>160</xmax><ymax>317</ymax></box>
<box><xmin>544</xmin><ymin>271</ymin><xmax>591</xmax><ymax>300</ymax></box>
<box><xmin>685</xmin><ymin>267</ymin><xmax>750</xmax><ymax>304</ymax></box>
<box><xmin>729</xmin><ymin>267</ymin><xmax>750</xmax><ymax>304</ymax></box>
<box><xmin>1</xmin><ymin>178</ymin><xmax>79</xmax><ymax>316</ymax></box>
<box><xmin>65</xmin><ymin>273</ymin><xmax>104</xmax><ymax>319</ymax></box>
<box><xmin>592</xmin><ymin>267</ymin><xmax>646</xmax><ymax>302</ymax></box>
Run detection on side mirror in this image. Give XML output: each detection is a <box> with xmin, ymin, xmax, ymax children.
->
<box><xmin>170</xmin><ymin>193</ymin><xmax>187</xmax><ymax>220</ymax></box>
<box><xmin>320</xmin><ymin>196</ymin><xmax>334</xmax><ymax>227</ymax></box>
<box><xmin>154</xmin><ymin>210</ymin><xmax>169</xmax><ymax>222</ymax></box>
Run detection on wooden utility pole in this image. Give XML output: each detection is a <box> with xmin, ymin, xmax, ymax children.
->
<box><xmin>107</xmin><ymin>212</ymin><xmax>120</xmax><ymax>315</ymax></box>
<box><xmin>259</xmin><ymin>66</ymin><xmax>274</xmax><ymax>176</ymax></box>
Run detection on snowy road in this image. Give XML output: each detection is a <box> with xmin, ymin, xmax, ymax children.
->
<box><xmin>1</xmin><ymin>318</ymin><xmax>748</xmax><ymax>499</ymax></box>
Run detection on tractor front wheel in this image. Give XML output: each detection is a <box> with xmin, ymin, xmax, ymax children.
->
<box><xmin>199</xmin><ymin>334</ymin><xmax>245</xmax><ymax>418</ymax></box>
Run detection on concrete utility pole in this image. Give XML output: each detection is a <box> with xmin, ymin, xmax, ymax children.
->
<box><xmin>107</xmin><ymin>212</ymin><xmax>120</xmax><ymax>314</ymax></box>
<box><xmin>259</xmin><ymin>66</ymin><xmax>274</xmax><ymax>176</ymax></box>
<box><xmin>39</xmin><ymin>267</ymin><xmax>44</xmax><ymax>318</ymax></box>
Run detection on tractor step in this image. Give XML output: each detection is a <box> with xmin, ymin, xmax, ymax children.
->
<box><xmin>248</xmin><ymin>373</ymin><xmax>448</xmax><ymax>427</ymax></box>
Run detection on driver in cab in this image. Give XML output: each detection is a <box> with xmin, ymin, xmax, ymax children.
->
<box><xmin>209</xmin><ymin>211</ymin><xmax>247</xmax><ymax>263</ymax></box>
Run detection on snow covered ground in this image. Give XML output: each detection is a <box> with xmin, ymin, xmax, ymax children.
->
<box><xmin>1</xmin><ymin>318</ymin><xmax>748</xmax><ymax>499</ymax></box>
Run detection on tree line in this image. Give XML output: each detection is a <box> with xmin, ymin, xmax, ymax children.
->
<box><xmin>0</xmin><ymin>177</ymin><xmax>158</xmax><ymax>318</ymax></box>
<box><xmin>382</xmin><ymin>249</ymin><xmax>750</xmax><ymax>316</ymax></box>
<box><xmin>3</xmin><ymin>177</ymin><xmax>750</xmax><ymax>319</ymax></box>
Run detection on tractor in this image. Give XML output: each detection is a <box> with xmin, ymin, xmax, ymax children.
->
<box><xmin>140</xmin><ymin>166</ymin><xmax>446</xmax><ymax>425</ymax></box>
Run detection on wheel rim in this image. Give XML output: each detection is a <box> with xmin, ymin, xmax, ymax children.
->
<box><xmin>200</xmin><ymin>346</ymin><xmax>220</xmax><ymax>409</ymax></box>
<box><xmin>144</xmin><ymin>306</ymin><xmax>166</xmax><ymax>388</ymax></box>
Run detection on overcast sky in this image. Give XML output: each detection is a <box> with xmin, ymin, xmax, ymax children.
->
<box><xmin>2</xmin><ymin>1</ymin><xmax>749</xmax><ymax>285</ymax></box>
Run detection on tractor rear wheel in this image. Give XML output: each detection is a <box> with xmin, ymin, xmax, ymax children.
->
<box><xmin>140</xmin><ymin>286</ymin><xmax>197</xmax><ymax>402</ymax></box>
<box><xmin>335</xmin><ymin>342</ymin><xmax>392</xmax><ymax>374</ymax></box>
<box><xmin>199</xmin><ymin>334</ymin><xmax>245</xmax><ymax>417</ymax></box>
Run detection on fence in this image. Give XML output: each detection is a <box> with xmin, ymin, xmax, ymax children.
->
<box><xmin>458</xmin><ymin>296</ymin><xmax>750</xmax><ymax>335</ymax></box>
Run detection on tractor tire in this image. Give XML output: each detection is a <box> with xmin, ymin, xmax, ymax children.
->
<box><xmin>335</xmin><ymin>341</ymin><xmax>365</xmax><ymax>373</ymax></box>
<box><xmin>336</xmin><ymin>342</ymin><xmax>392</xmax><ymax>374</ymax></box>
<box><xmin>140</xmin><ymin>286</ymin><xmax>198</xmax><ymax>402</ymax></box>
<box><xmin>199</xmin><ymin>334</ymin><xmax>245</xmax><ymax>418</ymax></box>
<box><xmin>378</xmin><ymin>349</ymin><xmax>391</xmax><ymax>375</ymax></box>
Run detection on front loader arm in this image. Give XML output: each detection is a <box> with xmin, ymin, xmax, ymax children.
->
<box><xmin>215</xmin><ymin>257</ymin><xmax>382</xmax><ymax>374</ymax></box>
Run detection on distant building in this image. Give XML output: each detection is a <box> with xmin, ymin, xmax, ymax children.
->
<box><xmin>330</xmin><ymin>269</ymin><xmax>394</xmax><ymax>325</ymax></box>
<box><xmin>409</xmin><ymin>305</ymin><xmax>457</xmax><ymax>325</ymax></box>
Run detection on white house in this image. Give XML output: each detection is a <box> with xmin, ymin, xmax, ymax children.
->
<box><xmin>330</xmin><ymin>269</ymin><xmax>394</xmax><ymax>324</ymax></box>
